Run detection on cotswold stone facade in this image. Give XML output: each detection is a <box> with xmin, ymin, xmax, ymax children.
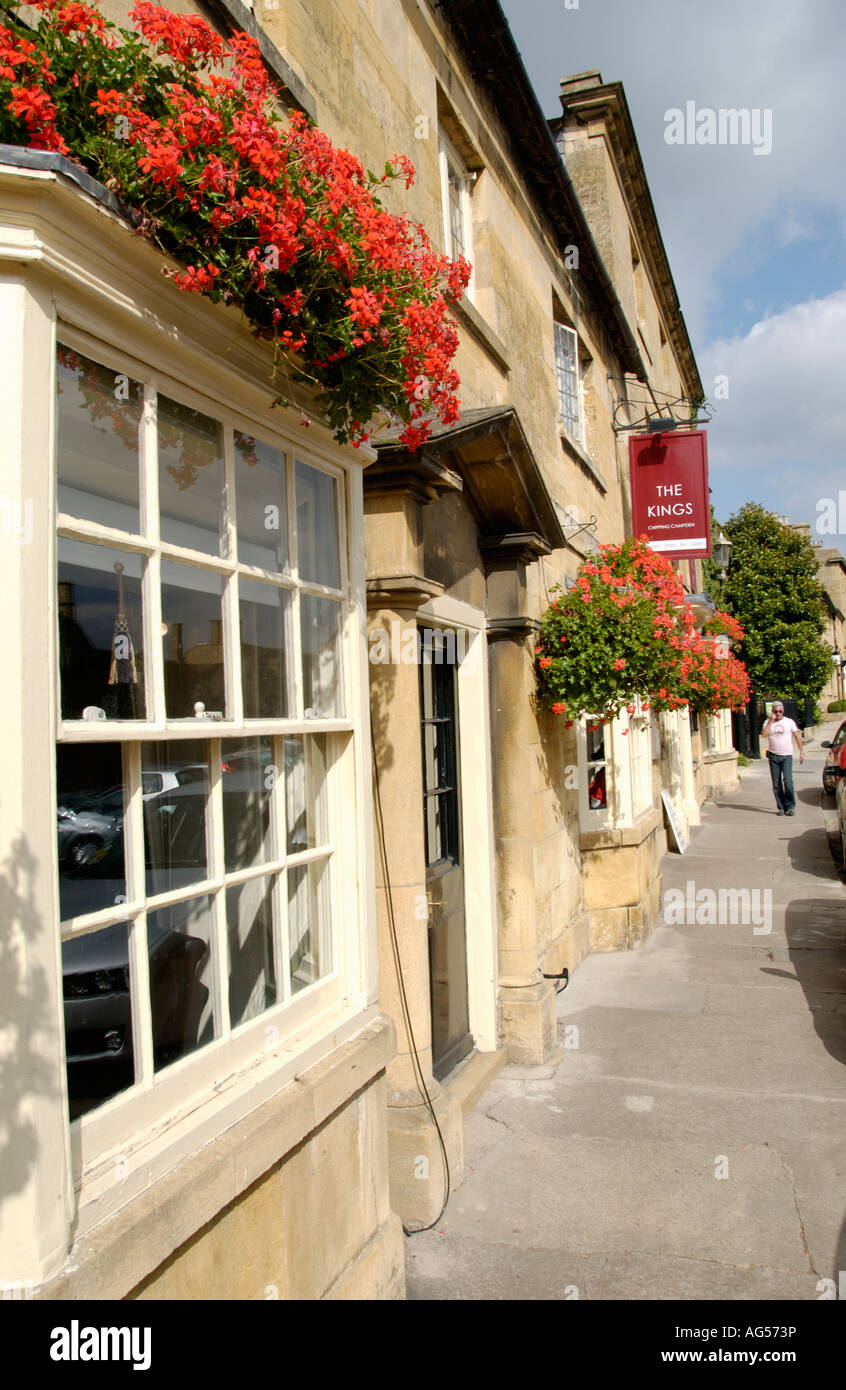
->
<box><xmin>0</xmin><ymin>0</ymin><xmax>736</xmax><ymax>1300</ymax></box>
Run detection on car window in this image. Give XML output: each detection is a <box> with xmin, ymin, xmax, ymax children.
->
<box><xmin>834</xmin><ymin>724</ymin><xmax>846</xmax><ymax>749</ymax></box>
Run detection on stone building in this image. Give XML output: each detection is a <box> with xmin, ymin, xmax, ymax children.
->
<box><xmin>0</xmin><ymin>0</ymin><xmax>736</xmax><ymax>1300</ymax></box>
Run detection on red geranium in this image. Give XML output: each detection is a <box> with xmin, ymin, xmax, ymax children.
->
<box><xmin>0</xmin><ymin>1</ymin><xmax>471</xmax><ymax>448</ymax></box>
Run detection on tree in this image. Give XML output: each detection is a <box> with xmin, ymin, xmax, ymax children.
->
<box><xmin>703</xmin><ymin>503</ymin><xmax>831</xmax><ymax>702</ymax></box>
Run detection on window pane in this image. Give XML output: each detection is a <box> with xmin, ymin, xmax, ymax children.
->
<box><xmin>56</xmin><ymin>345</ymin><xmax>143</xmax><ymax>533</ymax></box>
<box><xmin>288</xmin><ymin>859</ymin><xmax>332</xmax><ymax>994</ymax></box>
<box><xmin>295</xmin><ymin>460</ymin><xmax>340</xmax><ymax>589</ymax></box>
<box><xmin>221</xmin><ymin>736</ymin><xmax>275</xmax><ymax>870</ymax></box>
<box><xmin>284</xmin><ymin>735</ymin><xmax>328</xmax><ymax>854</ymax></box>
<box><xmin>554</xmin><ymin>323</ymin><xmax>580</xmax><ymax>437</ymax></box>
<box><xmin>240</xmin><ymin>579</ymin><xmax>291</xmax><ymax>718</ymax></box>
<box><xmin>158</xmin><ymin>394</ymin><xmax>224</xmax><ymax>557</ymax></box>
<box><xmin>63</xmin><ymin>921</ymin><xmax>134</xmax><ymax>1120</ymax></box>
<box><xmin>143</xmin><ymin>740</ymin><xmax>208</xmax><ymax>896</ymax></box>
<box><xmin>447</xmin><ymin>162</ymin><xmax>466</xmax><ymax>259</ymax></box>
<box><xmin>57</xmin><ymin>744</ymin><xmax>126</xmax><ymax>920</ymax></box>
<box><xmin>149</xmin><ymin>894</ymin><xmax>215</xmax><ymax>1070</ymax></box>
<box><xmin>161</xmin><ymin>561</ymin><xmax>226</xmax><ymax>719</ymax></box>
<box><xmin>301</xmin><ymin>594</ymin><xmax>343</xmax><ymax>717</ymax></box>
<box><xmin>234</xmin><ymin>431</ymin><xmax>288</xmax><ymax>572</ymax></box>
<box><xmin>58</xmin><ymin>540</ymin><xmax>146</xmax><ymax>721</ymax></box>
<box><xmin>226</xmin><ymin>876</ymin><xmax>277</xmax><ymax>1027</ymax></box>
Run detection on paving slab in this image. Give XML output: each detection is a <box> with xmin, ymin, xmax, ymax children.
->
<box><xmin>406</xmin><ymin>730</ymin><xmax>846</xmax><ymax>1301</ymax></box>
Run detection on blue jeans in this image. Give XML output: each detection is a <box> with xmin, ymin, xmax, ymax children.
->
<box><xmin>768</xmin><ymin>752</ymin><xmax>795</xmax><ymax>811</ymax></box>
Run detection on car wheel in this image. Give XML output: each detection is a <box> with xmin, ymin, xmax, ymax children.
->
<box><xmin>70</xmin><ymin>836</ymin><xmax>102</xmax><ymax>869</ymax></box>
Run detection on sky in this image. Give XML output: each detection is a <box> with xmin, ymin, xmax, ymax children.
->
<box><xmin>498</xmin><ymin>0</ymin><xmax>846</xmax><ymax>536</ymax></box>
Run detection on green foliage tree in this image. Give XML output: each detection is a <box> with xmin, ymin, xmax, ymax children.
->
<box><xmin>704</xmin><ymin>503</ymin><xmax>831</xmax><ymax>702</ymax></box>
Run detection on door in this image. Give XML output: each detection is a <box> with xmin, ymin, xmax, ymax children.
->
<box><xmin>420</xmin><ymin>630</ymin><xmax>472</xmax><ymax>1080</ymax></box>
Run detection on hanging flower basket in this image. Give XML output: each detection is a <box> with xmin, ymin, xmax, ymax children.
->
<box><xmin>535</xmin><ymin>537</ymin><xmax>751</xmax><ymax>722</ymax></box>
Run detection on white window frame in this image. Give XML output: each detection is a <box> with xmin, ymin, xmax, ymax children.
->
<box><xmin>577</xmin><ymin>701</ymin><xmax>651</xmax><ymax>832</ymax></box>
<box><xmin>52</xmin><ymin>321</ymin><xmax>370</xmax><ymax>1221</ymax></box>
<box><xmin>553</xmin><ymin>320</ymin><xmax>584</xmax><ymax>445</ymax></box>
<box><xmin>438</xmin><ymin>131</ymin><xmax>475</xmax><ymax>302</ymax></box>
<box><xmin>628</xmin><ymin>696</ymin><xmax>652</xmax><ymax>816</ymax></box>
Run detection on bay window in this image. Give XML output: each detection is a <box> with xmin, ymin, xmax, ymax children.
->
<box><xmin>55</xmin><ymin>333</ymin><xmax>355</xmax><ymax>1149</ymax></box>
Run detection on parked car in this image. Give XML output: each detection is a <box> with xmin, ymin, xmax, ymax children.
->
<box><xmin>820</xmin><ymin>720</ymin><xmax>846</xmax><ymax>795</ymax></box>
<box><xmin>63</xmin><ymin>912</ymin><xmax>210</xmax><ymax>1120</ymax></box>
<box><xmin>57</xmin><ymin>785</ymin><xmax>125</xmax><ymax>871</ymax></box>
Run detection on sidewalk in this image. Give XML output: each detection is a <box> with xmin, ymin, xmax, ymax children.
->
<box><xmin>406</xmin><ymin>724</ymin><xmax>846</xmax><ymax>1300</ymax></box>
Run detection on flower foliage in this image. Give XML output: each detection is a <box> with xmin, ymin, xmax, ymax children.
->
<box><xmin>0</xmin><ymin>0</ymin><xmax>471</xmax><ymax>447</ymax></box>
<box><xmin>704</xmin><ymin>609</ymin><xmax>744</xmax><ymax>643</ymax></box>
<box><xmin>535</xmin><ymin>537</ymin><xmax>751</xmax><ymax>722</ymax></box>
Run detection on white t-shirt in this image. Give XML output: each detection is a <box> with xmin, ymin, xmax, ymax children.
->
<box><xmin>767</xmin><ymin>717</ymin><xmax>798</xmax><ymax>756</ymax></box>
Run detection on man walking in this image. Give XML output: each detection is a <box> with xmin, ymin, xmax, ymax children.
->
<box><xmin>761</xmin><ymin>702</ymin><xmax>805</xmax><ymax>814</ymax></box>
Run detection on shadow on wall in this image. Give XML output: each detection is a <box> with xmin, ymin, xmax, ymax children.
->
<box><xmin>367</xmin><ymin>640</ymin><xmax>398</xmax><ymax>781</ymax></box>
<box><xmin>534</xmin><ymin>705</ymin><xmax>569</xmax><ymax>828</ymax></box>
<box><xmin>0</xmin><ymin>837</ymin><xmax>60</xmax><ymax>1226</ymax></box>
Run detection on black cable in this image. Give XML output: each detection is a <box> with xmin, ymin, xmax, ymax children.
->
<box><xmin>369</xmin><ymin>707</ymin><xmax>451</xmax><ymax>1235</ymax></box>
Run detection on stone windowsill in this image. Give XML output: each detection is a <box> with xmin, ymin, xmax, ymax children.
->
<box><xmin>580</xmin><ymin>803</ymin><xmax>662</xmax><ymax>852</ymax></box>
<box><xmin>452</xmin><ymin>296</ymin><xmax>510</xmax><ymax>376</ymax></box>
<box><xmin>559</xmin><ymin>426</ymin><xmax>608</xmax><ymax>494</ymax></box>
<box><xmin>703</xmin><ymin>748</ymin><xmax>738</xmax><ymax>765</ymax></box>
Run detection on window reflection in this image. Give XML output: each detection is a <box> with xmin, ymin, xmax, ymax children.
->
<box><xmin>58</xmin><ymin>540</ymin><xmax>146</xmax><ymax>721</ymax></box>
<box><xmin>240</xmin><ymin>579</ymin><xmax>290</xmax><ymax>718</ymax></box>
<box><xmin>300</xmin><ymin>595</ymin><xmax>343</xmax><ymax>717</ymax></box>
<box><xmin>288</xmin><ymin>860</ymin><xmax>332</xmax><ymax>994</ymax></box>
<box><xmin>143</xmin><ymin>740</ymin><xmax>209</xmax><ymax>897</ymax></box>
<box><xmin>148</xmin><ymin>895</ymin><xmax>215</xmax><ymax>1071</ymax></box>
<box><xmin>586</xmin><ymin>721</ymin><xmax>607</xmax><ymax>810</ymax></box>
<box><xmin>226</xmin><ymin>876</ymin><xmax>277</xmax><ymax>1027</ymax></box>
<box><xmin>63</xmin><ymin>920</ymin><xmax>133</xmax><ymax>1120</ymax></box>
<box><xmin>235</xmin><ymin>432</ymin><xmax>288</xmax><ymax>572</ymax></box>
<box><xmin>158</xmin><ymin>395</ymin><xmax>224</xmax><ymax>557</ymax></box>
<box><xmin>57</xmin><ymin>743</ymin><xmax>126</xmax><ymax>921</ymax></box>
<box><xmin>161</xmin><ymin>561</ymin><xmax>225</xmax><ymax>719</ymax></box>
<box><xmin>285</xmin><ymin>735</ymin><xmax>328</xmax><ymax>854</ymax></box>
<box><xmin>56</xmin><ymin>344</ymin><xmax>143</xmax><ymax>533</ymax></box>
<box><xmin>222</xmin><ymin>736</ymin><xmax>274</xmax><ymax>871</ymax></box>
<box><xmin>295</xmin><ymin>460</ymin><xmax>340</xmax><ymax>589</ymax></box>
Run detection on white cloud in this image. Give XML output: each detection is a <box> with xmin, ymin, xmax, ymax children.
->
<box><xmin>699</xmin><ymin>288</ymin><xmax>846</xmax><ymax>523</ymax></box>
<box><xmin>502</xmin><ymin>0</ymin><xmax>846</xmax><ymax>336</ymax></box>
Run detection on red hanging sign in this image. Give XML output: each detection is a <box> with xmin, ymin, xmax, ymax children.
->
<box><xmin>628</xmin><ymin>430</ymin><xmax>711</xmax><ymax>559</ymax></box>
